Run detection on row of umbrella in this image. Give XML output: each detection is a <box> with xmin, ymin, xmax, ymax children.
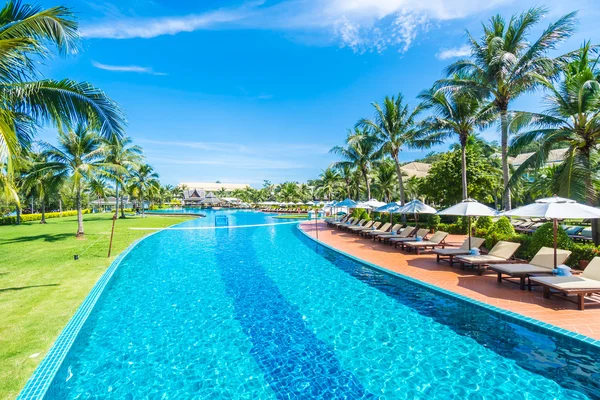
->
<box><xmin>334</xmin><ymin>196</ymin><xmax>600</xmax><ymax>270</ymax></box>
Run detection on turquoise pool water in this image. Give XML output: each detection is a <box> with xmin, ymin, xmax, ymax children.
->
<box><xmin>38</xmin><ymin>212</ymin><xmax>599</xmax><ymax>398</ymax></box>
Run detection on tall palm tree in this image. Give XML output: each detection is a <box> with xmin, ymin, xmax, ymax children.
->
<box><xmin>330</xmin><ymin>128</ymin><xmax>379</xmax><ymax>199</ymax></box>
<box><xmin>373</xmin><ymin>160</ymin><xmax>397</xmax><ymax>202</ymax></box>
<box><xmin>129</xmin><ymin>164</ymin><xmax>159</xmax><ymax>218</ymax></box>
<box><xmin>315</xmin><ymin>168</ymin><xmax>340</xmax><ymax>200</ymax></box>
<box><xmin>336</xmin><ymin>164</ymin><xmax>354</xmax><ymax>199</ymax></box>
<box><xmin>418</xmin><ymin>87</ymin><xmax>494</xmax><ymax>200</ymax></box>
<box><xmin>276</xmin><ymin>182</ymin><xmax>299</xmax><ymax>203</ymax></box>
<box><xmin>357</xmin><ymin>94</ymin><xmax>425</xmax><ymax>204</ymax></box>
<box><xmin>21</xmin><ymin>150</ymin><xmax>61</xmax><ymax>223</ymax></box>
<box><xmin>509</xmin><ymin>43</ymin><xmax>600</xmax><ymax>203</ymax></box>
<box><xmin>0</xmin><ymin>1</ymin><xmax>125</xmax><ymax>178</ymax></box>
<box><xmin>87</xmin><ymin>177</ymin><xmax>108</xmax><ymax>212</ymax></box>
<box><xmin>101</xmin><ymin>135</ymin><xmax>142</xmax><ymax>218</ymax></box>
<box><xmin>39</xmin><ymin>124</ymin><xmax>111</xmax><ymax>236</ymax></box>
<box><xmin>441</xmin><ymin>7</ymin><xmax>576</xmax><ymax>209</ymax></box>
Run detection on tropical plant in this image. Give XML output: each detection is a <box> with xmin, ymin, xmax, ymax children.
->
<box><xmin>38</xmin><ymin>124</ymin><xmax>110</xmax><ymax>236</ymax></box>
<box><xmin>276</xmin><ymin>181</ymin><xmax>299</xmax><ymax>203</ymax></box>
<box><xmin>21</xmin><ymin>150</ymin><xmax>61</xmax><ymax>223</ymax></box>
<box><xmin>509</xmin><ymin>43</ymin><xmax>600</xmax><ymax>204</ymax></box>
<box><xmin>87</xmin><ymin>176</ymin><xmax>108</xmax><ymax>211</ymax></box>
<box><xmin>441</xmin><ymin>7</ymin><xmax>576</xmax><ymax>209</ymax></box>
<box><xmin>101</xmin><ymin>135</ymin><xmax>142</xmax><ymax>218</ymax></box>
<box><xmin>357</xmin><ymin>94</ymin><xmax>429</xmax><ymax>204</ymax></box>
<box><xmin>0</xmin><ymin>1</ymin><xmax>125</xmax><ymax>180</ymax></box>
<box><xmin>129</xmin><ymin>164</ymin><xmax>159</xmax><ymax>217</ymax></box>
<box><xmin>330</xmin><ymin>128</ymin><xmax>379</xmax><ymax>199</ymax></box>
<box><xmin>314</xmin><ymin>168</ymin><xmax>340</xmax><ymax>200</ymax></box>
<box><xmin>372</xmin><ymin>159</ymin><xmax>397</xmax><ymax>202</ymax></box>
<box><xmin>418</xmin><ymin>87</ymin><xmax>493</xmax><ymax>200</ymax></box>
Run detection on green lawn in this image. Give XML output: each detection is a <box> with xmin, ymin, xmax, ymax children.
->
<box><xmin>0</xmin><ymin>213</ymin><xmax>194</xmax><ymax>399</ymax></box>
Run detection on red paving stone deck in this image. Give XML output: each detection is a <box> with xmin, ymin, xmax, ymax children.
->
<box><xmin>300</xmin><ymin>221</ymin><xmax>600</xmax><ymax>340</ymax></box>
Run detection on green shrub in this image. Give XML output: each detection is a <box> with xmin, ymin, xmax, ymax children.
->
<box><xmin>476</xmin><ymin>216</ymin><xmax>493</xmax><ymax>231</ymax></box>
<box><xmin>488</xmin><ymin>217</ymin><xmax>515</xmax><ymax>237</ymax></box>
<box><xmin>527</xmin><ymin>222</ymin><xmax>573</xmax><ymax>260</ymax></box>
<box><xmin>427</xmin><ymin>214</ymin><xmax>441</xmax><ymax>230</ymax></box>
<box><xmin>567</xmin><ymin>243</ymin><xmax>600</xmax><ymax>269</ymax></box>
<box><xmin>484</xmin><ymin>232</ymin><xmax>530</xmax><ymax>257</ymax></box>
<box><xmin>0</xmin><ymin>209</ymin><xmax>91</xmax><ymax>225</ymax></box>
<box><xmin>350</xmin><ymin>208</ymin><xmax>370</xmax><ymax>221</ymax></box>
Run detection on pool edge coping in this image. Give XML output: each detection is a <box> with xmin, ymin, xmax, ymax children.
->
<box><xmin>17</xmin><ymin>228</ymin><xmax>166</xmax><ymax>400</ymax></box>
<box><xmin>297</xmin><ymin>223</ymin><xmax>600</xmax><ymax>350</ymax></box>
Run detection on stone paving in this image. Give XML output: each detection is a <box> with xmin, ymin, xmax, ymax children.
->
<box><xmin>300</xmin><ymin>221</ymin><xmax>600</xmax><ymax>340</ymax></box>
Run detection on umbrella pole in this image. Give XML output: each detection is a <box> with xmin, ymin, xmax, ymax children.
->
<box><xmin>468</xmin><ymin>216</ymin><xmax>472</xmax><ymax>249</ymax></box>
<box><xmin>553</xmin><ymin>218</ymin><xmax>558</xmax><ymax>270</ymax></box>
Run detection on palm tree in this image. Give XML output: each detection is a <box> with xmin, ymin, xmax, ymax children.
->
<box><xmin>373</xmin><ymin>160</ymin><xmax>397</xmax><ymax>202</ymax></box>
<box><xmin>330</xmin><ymin>128</ymin><xmax>379</xmax><ymax>199</ymax></box>
<box><xmin>21</xmin><ymin>151</ymin><xmax>60</xmax><ymax>223</ymax></box>
<box><xmin>129</xmin><ymin>164</ymin><xmax>159</xmax><ymax>217</ymax></box>
<box><xmin>315</xmin><ymin>168</ymin><xmax>340</xmax><ymax>200</ymax></box>
<box><xmin>357</xmin><ymin>94</ymin><xmax>425</xmax><ymax>204</ymax></box>
<box><xmin>276</xmin><ymin>182</ymin><xmax>299</xmax><ymax>203</ymax></box>
<box><xmin>88</xmin><ymin>177</ymin><xmax>108</xmax><ymax>212</ymax></box>
<box><xmin>441</xmin><ymin>7</ymin><xmax>576</xmax><ymax>209</ymax></box>
<box><xmin>102</xmin><ymin>135</ymin><xmax>142</xmax><ymax>218</ymax></box>
<box><xmin>418</xmin><ymin>87</ymin><xmax>494</xmax><ymax>200</ymax></box>
<box><xmin>39</xmin><ymin>124</ymin><xmax>110</xmax><ymax>236</ymax></box>
<box><xmin>509</xmin><ymin>43</ymin><xmax>600</xmax><ymax>204</ymax></box>
<box><xmin>0</xmin><ymin>2</ymin><xmax>125</xmax><ymax>177</ymax></box>
<box><xmin>336</xmin><ymin>164</ymin><xmax>354</xmax><ymax>199</ymax></box>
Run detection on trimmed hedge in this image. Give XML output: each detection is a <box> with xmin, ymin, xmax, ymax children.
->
<box><xmin>0</xmin><ymin>209</ymin><xmax>91</xmax><ymax>225</ymax></box>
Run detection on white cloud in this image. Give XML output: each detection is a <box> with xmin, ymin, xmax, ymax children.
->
<box><xmin>92</xmin><ymin>61</ymin><xmax>167</xmax><ymax>75</ymax></box>
<box><xmin>436</xmin><ymin>45</ymin><xmax>471</xmax><ymax>60</ymax></box>
<box><xmin>81</xmin><ymin>0</ymin><xmax>513</xmax><ymax>53</ymax></box>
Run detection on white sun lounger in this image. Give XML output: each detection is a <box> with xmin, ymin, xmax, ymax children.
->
<box><xmin>488</xmin><ymin>247</ymin><xmax>572</xmax><ymax>290</ymax></box>
<box><xmin>390</xmin><ymin>228</ymin><xmax>429</xmax><ymax>248</ymax></box>
<box><xmin>456</xmin><ymin>241</ymin><xmax>521</xmax><ymax>275</ymax></box>
<box><xmin>432</xmin><ymin>237</ymin><xmax>485</xmax><ymax>266</ymax></box>
<box><xmin>530</xmin><ymin>257</ymin><xmax>600</xmax><ymax>310</ymax></box>
<box><xmin>403</xmin><ymin>231</ymin><xmax>449</xmax><ymax>254</ymax></box>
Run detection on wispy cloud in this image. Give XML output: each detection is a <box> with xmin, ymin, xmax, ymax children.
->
<box><xmin>138</xmin><ymin>139</ymin><xmax>330</xmax><ymax>155</ymax></box>
<box><xmin>436</xmin><ymin>45</ymin><xmax>471</xmax><ymax>60</ymax></box>
<box><xmin>81</xmin><ymin>0</ymin><xmax>513</xmax><ymax>53</ymax></box>
<box><xmin>92</xmin><ymin>61</ymin><xmax>167</xmax><ymax>75</ymax></box>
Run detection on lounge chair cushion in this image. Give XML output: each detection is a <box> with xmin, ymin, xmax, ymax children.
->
<box><xmin>456</xmin><ymin>255</ymin><xmax>508</xmax><ymax>264</ymax></box>
<box><xmin>489</xmin><ymin>264</ymin><xmax>554</xmax><ymax>275</ymax></box>
<box><xmin>433</xmin><ymin>248</ymin><xmax>471</xmax><ymax>256</ymax></box>
<box><xmin>488</xmin><ymin>241</ymin><xmax>521</xmax><ymax>259</ymax></box>
<box><xmin>531</xmin><ymin>276</ymin><xmax>600</xmax><ymax>290</ymax></box>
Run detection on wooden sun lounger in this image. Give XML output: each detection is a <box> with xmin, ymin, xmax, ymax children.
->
<box><xmin>530</xmin><ymin>258</ymin><xmax>600</xmax><ymax>310</ymax></box>
<box><xmin>390</xmin><ymin>228</ymin><xmax>429</xmax><ymax>248</ymax></box>
<box><xmin>347</xmin><ymin>220</ymin><xmax>374</xmax><ymax>232</ymax></box>
<box><xmin>363</xmin><ymin>222</ymin><xmax>392</xmax><ymax>238</ymax></box>
<box><xmin>455</xmin><ymin>241</ymin><xmax>521</xmax><ymax>275</ymax></box>
<box><xmin>487</xmin><ymin>247</ymin><xmax>572</xmax><ymax>290</ymax></box>
<box><xmin>340</xmin><ymin>219</ymin><xmax>364</xmax><ymax>231</ymax></box>
<box><xmin>432</xmin><ymin>237</ymin><xmax>485</xmax><ymax>266</ymax></box>
<box><xmin>359</xmin><ymin>222</ymin><xmax>386</xmax><ymax>236</ymax></box>
<box><xmin>351</xmin><ymin>221</ymin><xmax>380</xmax><ymax>233</ymax></box>
<box><xmin>403</xmin><ymin>231</ymin><xmax>449</xmax><ymax>255</ymax></box>
<box><xmin>376</xmin><ymin>226</ymin><xmax>414</xmax><ymax>242</ymax></box>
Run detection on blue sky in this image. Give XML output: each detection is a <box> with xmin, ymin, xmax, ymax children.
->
<box><xmin>37</xmin><ymin>0</ymin><xmax>600</xmax><ymax>187</ymax></box>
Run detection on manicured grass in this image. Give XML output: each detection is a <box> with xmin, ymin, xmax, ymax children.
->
<box><xmin>0</xmin><ymin>213</ymin><xmax>194</xmax><ymax>399</ymax></box>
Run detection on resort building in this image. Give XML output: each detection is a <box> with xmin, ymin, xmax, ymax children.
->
<box><xmin>180</xmin><ymin>182</ymin><xmax>249</xmax><ymax>206</ymax></box>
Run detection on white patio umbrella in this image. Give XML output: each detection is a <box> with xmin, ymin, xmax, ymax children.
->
<box><xmin>437</xmin><ymin>198</ymin><xmax>499</xmax><ymax>249</ymax></box>
<box><xmin>503</xmin><ymin>196</ymin><xmax>600</xmax><ymax>269</ymax></box>
<box><xmin>365</xmin><ymin>199</ymin><xmax>387</xmax><ymax>209</ymax></box>
<box><xmin>375</xmin><ymin>201</ymin><xmax>403</xmax><ymax>224</ymax></box>
<box><xmin>398</xmin><ymin>199</ymin><xmax>437</xmax><ymax>227</ymax></box>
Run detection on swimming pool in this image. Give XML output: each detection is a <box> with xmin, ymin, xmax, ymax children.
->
<box><xmin>22</xmin><ymin>212</ymin><xmax>600</xmax><ymax>399</ymax></box>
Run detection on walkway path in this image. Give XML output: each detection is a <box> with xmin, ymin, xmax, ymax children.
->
<box><xmin>300</xmin><ymin>221</ymin><xmax>600</xmax><ymax>340</ymax></box>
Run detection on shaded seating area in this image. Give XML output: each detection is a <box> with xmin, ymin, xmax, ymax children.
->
<box><xmin>455</xmin><ymin>241</ymin><xmax>521</xmax><ymax>275</ymax></box>
<box><xmin>390</xmin><ymin>228</ymin><xmax>429</xmax><ymax>248</ymax></box>
<box><xmin>531</xmin><ymin>258</ymin><xmax>600</xmax><ymax>310</ymax></box>
<box><xmin>488</xmin><ymin>247</ymin><xmax>572</xmax><ymax>290</ymax></box>
<box><xmin>376</xmin><ymin>226</ymin><xmax>415</xmax><ymax>243</ymax></box>
<box><xmin>362</xmin><ymin>222</ymin><xmax>391</xmax><ymax>237</ymax></box>
<box><xmin>433</xmin><ymin>237</ymin><xmax>485</xmax><ymax>266</ymax></box>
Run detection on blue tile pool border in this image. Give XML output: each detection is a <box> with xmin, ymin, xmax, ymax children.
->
<box><xmin>297</xmin><ymin>224</ymin><xmax>600</xmax><ymax>351</ymax></box>
<box><xmin>17</xmin><ymin>229</ymin><xmax>164</xmax><ymax>400</ymax></box>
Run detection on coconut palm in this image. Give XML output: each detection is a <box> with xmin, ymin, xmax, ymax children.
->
<box><xmin>357</xmin><ymin>94</ymin><xmax>427</xmax><ymax>204</ymax></box>
<box><xmin>129</xmin><ymin>164</ymin><xmax>159</xmax><ymax>217</ymax></box>
<box><xmin>372</xmin><ymin>160</ymin><xmax>397</xmax><ymax>202</ymax></box>
<box><xmin>101</xmin><ymin>135</ymin><xmax>142</xmax><ymax>218</ymax></box>
<box><xmin>21</xmin><ymin>150</ymin><xmax>61</xmax><ymax>223</ymax></box>
<box><xmin>87</xmin><ymin>176</ymin><xmax>108</xmax><ymax>211</ymax></box>
<box><xmin>0</xmin><ymin>1</ymin><xmax>125</xmax><ymax>178</ymax></box>
<box><xmin>418</xmin><ymin>87</ymin><xmax>494</xmax><ymax>200</ymax></box>
<box><xmin>38</xmin><ymin>124</ymin><xmax>112</xmax><ymax>236</ymax></box>
<box><xmin>441</xmin><ymin>7</ymin><xmax>576</xmax><ymax>209</ymax></box>
<box><xmin>314</xmin><ymin>168</ymin><xmax>340</xmax><ymax>200</ymax></box>
<box><xmin>509</xmin><ymin>43</ymin><xmax>600</xmax><ymax>204</ymax></box>
<box><xmin>335</xmin><ymin>164</ymin><xmax>354</xmax><ymax>199</ymax></box>
<box><xmin>276</xmin><ymin>181</ymin><xmax>299</xmax><ymax>203</ymax></box>
<box><xmin>330</xmin><ymin>128</ymin><xmax>379</xmax><ymax>199</ymax></box>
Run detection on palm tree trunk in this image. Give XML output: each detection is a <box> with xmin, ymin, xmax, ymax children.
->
<box><xmin>16</xmin><ymin>203</ymin><xmax>21</xmax><ymax>225</ymax></box>
<box><xmin>40</xmin><ymin>198</ymin><xmax>46</xmax><ymax>224</ymax></box>
<box><xmin>115</xmin><ymin>179</ymin><xmax>119</xmax><ymax>217</ymax></box>
<box><xmin>59</xmin><ymin>198</ymin><xmax>62</xmax><ymax>216</ymax></box>
<box><xmin>461</xmin><ymin>144</ymin><xmax>468</xmax><ymax>200</ymax></box>
<box><xmin>500</xmin><ymin>110</ymin><xmax>511</xmax><ymax>210</ymax></box>
<box><xmin>141</xmin><ymin>192</ymin><xmax>145</xmax><ymax>218</ymax></box>
<box><xmin>76</xmin><ymin>184</ymin><xmax>84</xmax><ymax>237</ymax></box>
<box><xmin>361</xmin><ymin>168</ymin><xmax>371</xmax><ymax>199</ymax></box>
<box><xmin>393</xmin><ymin>155</ymin><xmax>405</xmax><ymax>205</ymax></box>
